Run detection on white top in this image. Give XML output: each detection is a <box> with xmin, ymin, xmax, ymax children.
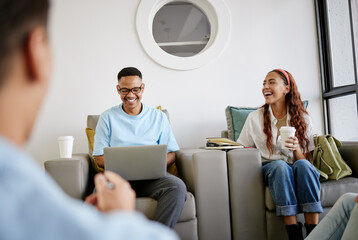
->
<box><xmin>237</xmin><ymin>105</ymin><xmax>315</xmax><ymax>163</ymax></box>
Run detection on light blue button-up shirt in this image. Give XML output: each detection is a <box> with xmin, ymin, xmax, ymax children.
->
<box><xmin>0</xmin><ymin>136</ymin><xmax>178</xmax><ymax>240</ymax></box>
<box><xmin>93</xmin><ymin>103</ymin><xmax>179</xmax><ymax>156</ymax></box>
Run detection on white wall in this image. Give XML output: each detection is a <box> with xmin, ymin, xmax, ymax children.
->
<box><xmin>25</xmin><ymin>0</ymin><xmax>324</xmax><ymax>165</ymax></box>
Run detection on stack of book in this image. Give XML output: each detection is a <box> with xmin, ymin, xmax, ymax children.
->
<box><xmin>205</xmin><ymin>137</ymin><xmax>244</xmax><ymax>150</ymax></box>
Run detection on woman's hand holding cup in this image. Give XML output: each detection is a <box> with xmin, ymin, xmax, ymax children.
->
<box><xmin>280</xmin><ymin>127</ymin><xmax>296</xmax><ymax>151</ymax></box>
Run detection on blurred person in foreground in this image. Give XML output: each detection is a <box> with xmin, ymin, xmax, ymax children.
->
<box><xmin>0</xmin><ymin>0</ymin><xmax>178</xmax><ymax>239</ymax></box>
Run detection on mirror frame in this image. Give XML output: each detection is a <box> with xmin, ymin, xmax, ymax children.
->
<box><xmin>136</xmin><ymin>0</ymin><xmax>231</xmax><ymax>70</ymax></box>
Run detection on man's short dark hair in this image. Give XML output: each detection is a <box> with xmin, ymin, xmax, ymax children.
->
<box><xmin>117</xmin><ymin>67</ymin><xmax>142</xmax><ymax>81</ymax></box>
<box><xmin>0</xmin><ymin>0</ymin><xmax>49</xmax><ymax>86</ymax></box>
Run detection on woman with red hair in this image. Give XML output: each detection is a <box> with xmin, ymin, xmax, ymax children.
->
<box><xmin>238</xmin><ymin>69</ymin><xmax>322</xmax><ymax>240</ymax></box>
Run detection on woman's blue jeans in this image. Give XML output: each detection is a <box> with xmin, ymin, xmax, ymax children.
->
<box><xmin>262</xmin><ymin>159</ymin><xmax>323</xmax><ymax>216</ymax></box>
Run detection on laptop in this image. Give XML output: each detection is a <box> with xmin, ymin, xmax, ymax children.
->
<box><xmin>104</xmin><ymin>144</ymin><xmax>167</xmax><ymax>181</ymax></box>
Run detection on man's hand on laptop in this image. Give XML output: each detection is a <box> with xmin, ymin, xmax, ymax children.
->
<box><xmin>85</xmin><ymin>171</ymin><xmax>136</xmax><ymax>212</ymax></box>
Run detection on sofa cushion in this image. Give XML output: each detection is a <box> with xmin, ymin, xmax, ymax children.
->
<box><xmin>320</xmin><ymin>177</ymin><xmax>358</xmax><ymax>207</ymax></box>
<box><xmin>136</xmin><ymin>192</ymin><xmax>196</xmax><ymax>222</ymax></box>
<box><xmin>265</xmin><ymin>177</ymin><xmax>358</xmax><ymax>211</ymax></box>
<box><xmin>265</xmin><ymin>186</ymin><xmax>275</xmax><ymax>211</ymax></box>
<box><xmin>136</xmin><ymin>197</ymin><xmax>158</xmax><ymax>219</ymax></box>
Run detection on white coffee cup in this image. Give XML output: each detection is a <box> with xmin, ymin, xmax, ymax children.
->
<box><xmin>58</xmin><ymin>136</ymin><xmax>74</xmax><ymax>158</ymax></box>
<box><xmin>280</xmin><ymin>127</ymin><xmax>296</xmax><ymax>149</ymax></box>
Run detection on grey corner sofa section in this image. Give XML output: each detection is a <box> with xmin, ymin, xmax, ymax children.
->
<box><xmin>227</xmin><ymin>148</ymin><xmax>267</xmax><ymax>240</ymax></box>
<box><xmin>44</xmin><ymin>114</ymin><xmax>358</xmax><ymax>240</ymax></box>
<box><xmin>221</xmin><ymin>130</ymin><xmax>358</xmax><ymax>240</ymax></box>
<box><xmin>44</xmin><ymin>115</ymin><xmax>198</xmax><ymax>240</ymax></box>
<box><xmin>176</xmin><ymin>147</ymin><xmax>267</xmax><ymax>240</ymax></box>
<box><xmin>45</xmin><ymin>154</ymin><xmax>197</xmax><ymax>240</ymax></box>
<box><xmin>176</xmin><ymin>149</ymin><xmax>231</xmax><ymax>240</ymax></box>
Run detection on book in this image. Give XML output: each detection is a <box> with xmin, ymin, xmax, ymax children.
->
<box><xmin>206</xmin><ymin>137</ymin><xmax>243</xmax><ymax>147</ymax></box>
<box><xmin>204</xmin><ymin>145</ymin><xmax>244</xmax><ymax>150</ymax></box>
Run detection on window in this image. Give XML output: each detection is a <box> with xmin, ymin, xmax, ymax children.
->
<box><xmin>315</xmin><ymin>0</ymin><xmax>358</xmax><ymax>140</ymax></box>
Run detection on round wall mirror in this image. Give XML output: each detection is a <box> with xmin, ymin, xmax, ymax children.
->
<box><xmin>152</xmin><ymin>2</ymin><xmax>211</xmax><ymax>57</ymax></box>
<box><xmin>136</xmin><ymin>0</ymin><xmax>231</xmax><ymax>70</ymax></box>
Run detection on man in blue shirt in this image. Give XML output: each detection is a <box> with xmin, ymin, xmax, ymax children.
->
<box><xmin>0</xmin><ymin>1</ymin><xmax>178</xmax><ymax>239</ymax></box>
<box><xmin>92</xmin><ymin>67</ymin><xmax>187</xmax><ymax>228</ymax></box>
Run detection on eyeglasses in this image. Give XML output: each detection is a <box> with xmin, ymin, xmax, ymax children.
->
<box><xmin>117</xmin><ymin>84</ymin><xmax>143</xmax><ymax>95</ymax></box>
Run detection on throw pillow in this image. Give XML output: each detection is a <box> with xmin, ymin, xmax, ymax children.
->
<box><xmin>225</xmin><ymin>101</ymin><xmax>309</xmax><ymax>142</ymax></box>
<box><xmin>168</xmin><ymin>162</ymin><xmax>180</xmax><ymax>178</ymax></box>
<box><xmin>85</xmin><ymin>128</ymin><xmax>95</xmax><ymax>154</ymax></box>
<box><xmin>157</xmin><ymin>105</ymin><xmax>179</xmax><ymax>177</ymax></box>
<box><xmin>85</xmin><ymin>128</ymin><xmax>104</xmax><ymax>173</ymax></box>
<box><xmin>225</xmin><ymin>106</ymin><xmax>257</xmax><ymax>141</ymax></box>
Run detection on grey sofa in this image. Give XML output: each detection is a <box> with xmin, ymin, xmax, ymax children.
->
<box><xmin>176</xmin><ymin>141</ymin><xmax>358</xmax><ymax>240</ymax></box>
<box><xmin>44</xmin><ymin>112</ymin><xmax>358</xmax><ymax>240</ymax></box>
<box><xmin>44</xmin><ymin>114</ymin><xmax>198</xmax><ymax>240</ymax></box>
<box><xmin>220</xmin><ymin>129</ymin><xmax>358</xmax><ymax>240</ymax></box>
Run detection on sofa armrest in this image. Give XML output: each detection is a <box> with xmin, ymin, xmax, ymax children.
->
<box><xmin>227</xmin><ymin>148</ymin><xmax>266</xmax><ymax>240</ymax></box>
<box><xmin>176</xmin><ymin>148</ymin><xmax>207</xmax><ymax>193</ymax></box>
<box><xmin>340</xmin><ymin>141</ymin><xmax>358</xmax><ymax>177</ymax></box>
<box><xmin>176</xmin><ymin>148</ymin><xmax>231</xmax><ymax>240</ymax></box>
<box><xmin>44</xmin><ymin>153</ymin><xmax>91</xmax><ymax>200</ymax></box>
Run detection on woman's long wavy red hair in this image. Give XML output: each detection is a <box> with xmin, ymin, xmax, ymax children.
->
<box><xmin>262</xmin><ymin>70</ymin><xmax>310</xmax><ymax>156</ymax></box>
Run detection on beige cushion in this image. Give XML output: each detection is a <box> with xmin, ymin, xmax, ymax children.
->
<box><xmin>136</xmin><ymin>192</ymin><xmax>196</xmax><ymax>221</ymax></box>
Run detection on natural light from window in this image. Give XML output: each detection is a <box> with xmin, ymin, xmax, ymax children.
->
<box><xmin>329</xmin><ymin>94</ymin><xmax>358</xmax><ymax>141</ymax></box>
